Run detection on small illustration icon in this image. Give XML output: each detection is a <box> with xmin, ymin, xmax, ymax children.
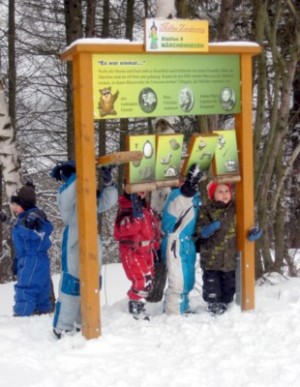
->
<box><xmin>169</xmin><ymin>138</ymin><xmax>181</xmax><ymax>150</ymax></box>
<box><xmin>139</xmin><ymin>88</ymin><xmax>157</xmax><ymax>113</ymax></box>
<box><xmin>164</xmin><ymin>165</ymin><xmax>178</xmax><ymax>178</ymax></box>
<box><xmin>160</xmin><ymin>154</ymin><xmax>173</xmax><ymax>165</ymax></box>
<box><xmin>178</xmin><ymin>86</ymin><xmax>194</xmax><ymax>112</ymax></box>
<box><xmin>219</xmin><ymin>88</ymin><xmax>236</xmax><ymax>111</ymax></box>
<box><xmin>225</xmin><ymin>159</ymin><xmax>238</xmax><ymax>172</ymax></box>
<box><xmin>143</xmin><ymin>140</ymin><xmax>154</xmax><ymax>159</ymax></box>
<box><xmin>217</xmin><ymin>135</ymin><xmax>226</xmax><ymax>150</ymax></box>
<box><xmin>98</xmin><ymin>87</ymin><xmax>119</xmax><ymax>117</ymax></box>
<box><xmin>149</xmin><ymin>22</ymin><xmax>159</xmax><ymax>49</ymax></box>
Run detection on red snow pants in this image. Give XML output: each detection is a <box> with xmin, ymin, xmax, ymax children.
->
<box><xmin>119</xmin><ymin>244</ymin><xmax>155</xmax><ymax>301</ymax></box>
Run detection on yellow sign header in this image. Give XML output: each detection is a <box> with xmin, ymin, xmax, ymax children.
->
<box><xmin>145</xmin><ymin>19</ymin><xmax>208</xmax><ymax>52</ymax></box>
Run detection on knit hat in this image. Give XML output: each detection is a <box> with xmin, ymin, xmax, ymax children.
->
<box><xmin>10</xmin><ymin>183</ymin><xmax>36</xmax><ymax>211</ymax></box>
<box><xmin>207</xmin><ymin>181</ymin><xmax>232</xmax><ymax>201</ymax></box>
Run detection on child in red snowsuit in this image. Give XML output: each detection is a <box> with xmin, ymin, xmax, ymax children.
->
<box><xmin>114</xmin><ymin>191</ymin><xmax>161</xmax><ymax>320</ymax></box>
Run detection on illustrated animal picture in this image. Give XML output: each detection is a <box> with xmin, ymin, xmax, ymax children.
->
<box><xmin>98</xmin><ymin>87</ymin><xmax>119</xmax><ymax>117</ymax></box>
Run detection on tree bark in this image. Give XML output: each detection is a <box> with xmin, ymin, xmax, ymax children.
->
<box><xmin>85</xmin><ymin>0</ymin><xmax>96</xmax><ymax>37</ymax></box>
<box><xmin>64</xmin><ymin>0</ymin><xmax>83</xmax><ymax>159</ymax></box>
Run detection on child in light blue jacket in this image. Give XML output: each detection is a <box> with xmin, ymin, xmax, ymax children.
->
<box><xmin>50</xmin><ymin>161</ymin><xmax>117</xmax><ymax>338</ymax></box>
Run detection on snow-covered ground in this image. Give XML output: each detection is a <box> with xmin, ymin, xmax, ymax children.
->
<box><xmin>1</xmin><ymin>256</ymin><xmax>300</xmax><ymax>387</ymax></box>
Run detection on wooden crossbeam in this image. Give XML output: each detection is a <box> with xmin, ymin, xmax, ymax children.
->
<box><xmin>96</xmin><ymin>151</ymin><xmax>143</xmax><ymax>167</ymax></box>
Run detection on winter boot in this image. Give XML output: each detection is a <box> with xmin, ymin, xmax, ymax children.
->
<box><xmin>208</xmin><ymin>302</ymin><xmax>227</xmax><ymax>316</ymax></box>
<box><xmin>128</xmin><ymin>300</ymin><xmax>150</xmax><ymax>321</ymax></box>
<box><xmin>52</xmin><ymin>326</ymin><xmax>81</xmax><ymax>340</ymax></box>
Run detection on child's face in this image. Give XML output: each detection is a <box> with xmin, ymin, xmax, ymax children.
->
<box><xmin>213</xmin><ymin>184</ymin><xmax>231</xmax><ymax>204</ymax></box>
<box><xmin>10</xmin><ymin>203</ymin><xmax>24</xmax><ymax>215</ymax></box>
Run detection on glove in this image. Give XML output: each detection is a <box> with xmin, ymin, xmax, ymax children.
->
<box><xmin>200</xmin><ymin>221</ymin><xmax>221</xmax><ymax>239</ymax></box>
<box><xmin>180</xmin><ymin>163</ymin><xmax>204</xmax><ymax>197</ymax></box>
<box><xmin>11</xmin><ymin>258</ymin><xmax>18</xmax><ymax>277</ymax></box>
<box><xmin>23</xmin><ymin>212</ymin><xmax>43</xmax><ymax>231</ymax></box>
<box><xmin>50</xmin><ymin>161</ymin><xmax>75</xmax><ymax>182</ymax></box>
<box><xmin>248</xmin><ymin>226</ymin><xmax>263</xmax><ymax>241</ymax></box>
<box><xmin>50</xmin><ymin>163</ymin><xmax>63</xmax><ymax>181</ymax></box>
<box><xmin>101</xmin><ymin>166</ymin><xmax>113</xmax><ymax>186</ymax></box>
<box><xmin>0</xmin><ymin>211</ymin><xmax>8</xmax><ymax>222</ymax></box>
<box><xmin>130</xmin><ymin>193</ymin><xmax>144</xmax><ymax>218</ymax></box>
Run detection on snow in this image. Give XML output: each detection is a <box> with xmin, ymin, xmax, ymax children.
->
<box><xmin>64</xmin><ymin>37</ymin><xmax>260</xmax><ymax>52</ymax></box>
<box><xmin>1</xmin><ymin>257</ymin><xmax>300</xmax><ymax>387</ymax></box>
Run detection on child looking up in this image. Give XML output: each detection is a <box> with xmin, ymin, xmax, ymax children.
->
<box><xmin>161</xmin><ymin>163</ymin><xmax>203</xmax><ymax>315</ymax></box>
<box><xmin>196</xmin><ymin>181</ymin><xmax>262</xmax><ymax>315</ymax></box>
<box><xmin>114</xmin><ymin>190</ymin><xmax>161</xmax><ymax>320</ymax></box>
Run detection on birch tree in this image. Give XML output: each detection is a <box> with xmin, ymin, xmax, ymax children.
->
<box><xmin>0</xmin><ymin>79</ymin><xmax>21</xmax><ymax>200</ymax></box>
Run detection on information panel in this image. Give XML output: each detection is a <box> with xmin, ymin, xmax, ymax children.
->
<box><xmin>92</xmin><ymin>54</ymin><xmax>240</xmax><ymax>120</ymax></box>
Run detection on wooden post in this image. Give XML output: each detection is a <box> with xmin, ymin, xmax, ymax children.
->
<box><xmin>235</xmin><ymin>54</ymin><xmax>256</xmax><ymax>311</ymax></box>
<box><xmin>72</xmin><ymin>52</ymin><xmax>101</xmax><ymax>339</ymax></box>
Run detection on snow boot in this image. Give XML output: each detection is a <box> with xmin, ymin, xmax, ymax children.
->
<box><xmin>128</xmin><ymin>300</ymin><xmax>150</xmax><ymax>321</ymax></box>
<box><xmin>208</xmin><ymin>302</ymin><xmax>227</xmax><ymax>316</ymax></box>
<box><xmin>52</xmin><ymin>326</ymin><xmax>81</xmax><ymax>340</ymax></box>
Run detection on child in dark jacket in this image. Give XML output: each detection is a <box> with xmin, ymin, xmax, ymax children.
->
<box><xmin>196</xmin><ymin>181</ymin><xmax>262</xmax><ymax>315</ymax></box>
<box><xmin>9</xmin><ymin>182</ymin><xmax>53</xmax><ymax>316</ymax></box>
<box><xmin>114</xmin><ymin>191</ymin><xmax>161</xmax><ymax>320</ymax></box>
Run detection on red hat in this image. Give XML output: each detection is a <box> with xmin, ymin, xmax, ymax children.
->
<box><xmin>207</xmin><ymin>181</ymin><xmax>232</xmax><ymax>200</ymax></box>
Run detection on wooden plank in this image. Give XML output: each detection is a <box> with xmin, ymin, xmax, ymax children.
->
<box><xmin>124</xmin><ymin>182</ymin><xmax>157</xmax><ymax>193</ymax></box>
<box><xmin>213</xmin><ymin>175</ymin><xmax>241</xmax><ymax>184</ymax></box>
<box><xmin>125</xmin><ymin>178</ymin><xmax>180</xmax><ymax>194</ymax></box>
<box><xmin>96</xmin><ymin>151</ymin><xmax>143</xmax><ymax>166</ymax></box>
<box><xmin>155</xmin><ymin>179</ymin><xmax>180</xmax><ymax>188</ymax></box>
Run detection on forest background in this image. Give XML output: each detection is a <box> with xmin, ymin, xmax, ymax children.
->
<box><xmin>0</xmin><ymin>0</ymin><xmax>299</xmax><ymax>283</ymax></box>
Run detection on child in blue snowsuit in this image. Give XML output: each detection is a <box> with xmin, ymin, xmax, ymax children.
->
<box><xmin>10</xmin><ymin>182</ymin><xmax>53</xmax><ymax>316</ymax></box>
<box><xmin>161</xmin><ymin>164</ymin><xmax>203</xmax><ymax>315</ymax></box>
<box><xmin>50</xmin><ymin>161</ymin><xmax>118</xmax><ymax>338</ymax></box>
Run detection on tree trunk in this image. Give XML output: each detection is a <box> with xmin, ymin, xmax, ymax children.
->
<box><xmin>125</xmin><ymin>0</ymin><xmax>135</xmax><ymax>41</ymax></box>
<box><xmin>85</xmin><ymin>0</ymin><xmax>96</xmax><ymax>37</ymax></box>
<box><xmin>273</xmin><ymin>148</ymin><xmax>285</xmax><ymax>273</ymax></box>
<box><xmin>0</xmin><ymin>79</ymin><xmax>22</xmax><ymax>199</ymax></box>
<box><xmin>217</xmin><ymin>0</ymin><xmax>234</xmax><ymax>40</ymax></box>
<box><xmin>64</xmin><ymin>0</ymin><xmax>83</xmax><ymax>159</ymax></box>
<box><xmin>8</xmin><ymin>0</ymin><xmax>16</xmax><ymax>129</ymax></box>
<box><xmin>253</xmin><ymin>0</ymin><xmax>300</xmax><ymax>275</ymax></box>
<box><xmin>102</xmin><ymin>0</ymin><xmax>110</xmax><ymax>37</ymax></box>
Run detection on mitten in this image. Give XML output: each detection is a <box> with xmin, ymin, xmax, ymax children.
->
<box><xmin>23</xmin><ymin>212</ymin><xmax>43</xmax><ymax>231</ymax></box>
<box><xmin>11</xmin><ymin>258</ymin><xmax>18</xmax><ymax>277</ymax></box>
<box><xmin>248</xmin><ymin>226</ymin><xmax>263</xmax><ymax>241</ymax></box>
<box><xmin>60</xmin><ymin>163</ymin><xmax>76</xmax><ymax>181</ymax></box>
<box><xmin>200</xmin><ymin>220</ymin><xmax>221</xmax><ymax>239</ymax></box>
<box><xmin>50</xmin><ymin>163</ymin><xmax>64</xmax><ymax>181</ymax></box>
<box><xmin>0</xmin><ymin>211</ymin><xmax>8</xmax><ymax>222</ymax></box>
<box><xmin>130</xmin><ymin>194</ymin><xmax>144</xmax><ymax>218</ymax></box>
<box><xmin>50</xmin><ymin>160</ymin><xmax>75</xmax><ymax>182</ymax></box>
<box><xmin>101</xmin><ymin>166</ymin><xmax>113</xmax><ymax>186</ymax></box>
<box><xmin>181</xmin><ymin>163</ymin><xmax>204</xmax><ymax>197</ymax></box>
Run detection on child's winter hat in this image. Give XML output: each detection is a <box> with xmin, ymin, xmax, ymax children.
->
<box><xmin>207</xmin><ymin>181</ymin><xmax>232</xmax><ymax>201</ymax></box>
<box><xmin>10</xmin><ymin>182</ymin><xmax>36</xmax><ymax>211</ymax></box>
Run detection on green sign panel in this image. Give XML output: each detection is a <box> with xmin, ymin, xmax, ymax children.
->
<box><xmin>92</xmin><ymin>54</ymin><xmax>240</xmax><ymax>120</ymax></box>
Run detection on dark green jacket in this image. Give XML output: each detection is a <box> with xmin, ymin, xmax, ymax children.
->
<box><xmin>196</xmin><ymin>200</ymin><xmax>236</xmax><ymax>272</ymax></box>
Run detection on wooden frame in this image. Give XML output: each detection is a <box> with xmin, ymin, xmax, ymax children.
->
<box><xmin>61</xmin><ymin>40</ymin><xmax>261</xmax><ymax>339</ymax></box>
